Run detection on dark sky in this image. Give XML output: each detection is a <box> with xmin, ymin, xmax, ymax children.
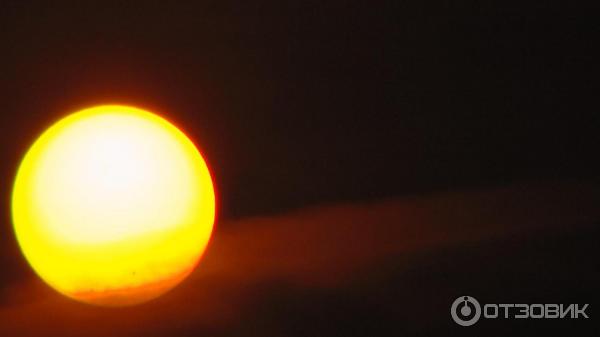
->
<box><xmin>0</xmin><ymin>1</ymin><xmax>598</xmax><ymax>336</ymax></box>
<box><xmin>1</xmin><ymin>1</ymin><xmax>598</xmax><ymax>217</ymax></box>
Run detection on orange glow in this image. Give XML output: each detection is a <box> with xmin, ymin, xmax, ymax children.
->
<box><xmin>11</xmin><ymin>105</ymin><xmax>216</xmax><ymax>306</ymax></box>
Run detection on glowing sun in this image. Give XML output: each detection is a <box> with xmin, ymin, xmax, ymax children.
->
<box><xmin>11</xmin><ymin>105</ymin><xmax>216</xmax><ymax>306</ymax></box>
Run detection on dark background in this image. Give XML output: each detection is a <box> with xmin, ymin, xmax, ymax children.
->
<box><xmin>0</xmin><ymin>1</ymin><xmax>598</xmax><ymax>336</ymax></box>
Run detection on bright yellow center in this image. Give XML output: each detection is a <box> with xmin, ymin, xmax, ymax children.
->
<box><xmin>11</xmin><ymin>105</ymin><xmax>216</xmax><ymax>306</ymax></box>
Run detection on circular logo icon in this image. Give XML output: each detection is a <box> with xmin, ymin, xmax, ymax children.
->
<box><xmin>451</xmin><ymin>296</ymin><xmax>481</xmax><ymax>326</ymax></box>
